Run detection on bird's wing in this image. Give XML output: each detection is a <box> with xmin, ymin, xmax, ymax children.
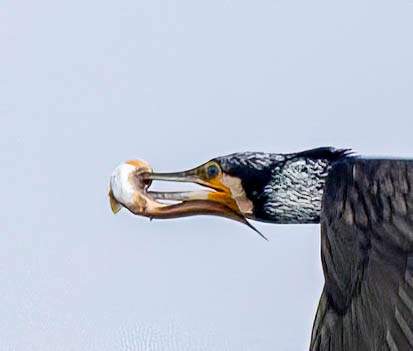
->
<box><xmin>310</xmin><ymin>159</ymin><xmax>413</xmax><ymax>351</ymax></box>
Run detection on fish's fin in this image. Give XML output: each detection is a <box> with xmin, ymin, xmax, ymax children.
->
<box><xmin>109</xmin><ymin>190</ymin><xmax>122</xmax><ymax>214</ymax></box>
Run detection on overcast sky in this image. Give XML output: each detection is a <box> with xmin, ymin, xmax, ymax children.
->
<box><xmin>1</xmin><ymin>1</ymin><xmax>413</xmax><ymax>350</ymax></box>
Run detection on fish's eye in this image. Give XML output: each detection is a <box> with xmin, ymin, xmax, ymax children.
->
<box><xmin>206</xmin><ymin>164</ymin><xmax>219</xmax><ymax>178</ymax></box>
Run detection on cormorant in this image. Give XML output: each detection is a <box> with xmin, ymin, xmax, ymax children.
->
<box><xmin>110</xmin><ymin>147</ymin><xmax>413</xmax><ymax>350</ymax></box>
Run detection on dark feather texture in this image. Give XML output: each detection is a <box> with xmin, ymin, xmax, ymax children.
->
<box><xmin>311</xmin><ymin>158</ymin><xmax>413</xmax><ymax>351</ymax></box>
<box><xmin>213</xmin><ymin>148</ymin><xmax>413</xmax><ymax>349</ymax></box>
<box><xmin>215</xmin><ymin>147</ymin><xmax>354</xmax><ymax>223</ymax></box>
<box><xmin>290</xmin><ymin>147</ymin><xmax>354</xmax><ymax>162</ymax></box>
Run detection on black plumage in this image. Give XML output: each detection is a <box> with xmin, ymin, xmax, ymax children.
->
<box><xmin>216</xmin><ymin>150</ymin><xmax>413</xmax><ymax>349</ymax></box>
<box><xmin>311</xmin><ymin>158</ymin><xmax>413</xmax><ymax>350</ymax></box>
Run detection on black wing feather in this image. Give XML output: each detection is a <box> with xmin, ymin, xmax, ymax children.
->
<box><xmin>311</xmin><ymin>159</ymin><xmax>413</xmax><ymax>351</ymax></box>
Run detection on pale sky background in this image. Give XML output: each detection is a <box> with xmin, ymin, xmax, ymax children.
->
<box><xmin>1</xmin><ymin>1</ymin><xmax>413</xmax><ymax>350</ymax></box>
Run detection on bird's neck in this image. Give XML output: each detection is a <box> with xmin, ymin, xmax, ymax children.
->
<box><xmin>261</xmin><ymin>157</ymin><xmax>332</xmax><ymax>224</ymax></box>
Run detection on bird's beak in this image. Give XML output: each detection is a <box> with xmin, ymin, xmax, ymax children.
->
<box><xmin>144</xmin><ymin>168</ymin><xmax>231</xmax><ymax>205</ymax></box>
<box><xmin>141</xmin><ymin>167</ymin><xmax>266</xmax><ymax>239</ymax></box>
<box><xmin>109</xmin><ymin>160</ymin><xmax>265</xmax><ymax>239</ymax></box>
<box><xmin>141</xmin><ymin>167</ymin><xmax>240</xmax><ymax>218</ymax></box>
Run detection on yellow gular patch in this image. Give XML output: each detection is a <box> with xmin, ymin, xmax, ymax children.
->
<box><xmin>205</xmin><ymin>174</ymin><xmax>254</xmax><ymax>216</ymax></box>
<box><xmin>205</xmin><ymin>176</ymin><xmax>238</xmax><ymax>211</ymax></box>
<box><xmin>207</xmin><ymin>190</ymin><xmax>239</xmax><ymax>213</ymax></box>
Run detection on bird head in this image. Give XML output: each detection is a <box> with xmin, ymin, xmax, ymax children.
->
<box><xmin>109</xmin><ymin>147</ymin><xmax>351</xmax><ymax>238</ymax></box>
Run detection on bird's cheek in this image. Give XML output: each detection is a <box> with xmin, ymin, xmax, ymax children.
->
<box><xmin>221</xmin><ymin>175</ymin><xmax>254</xmax><ymax>216</ymax></box>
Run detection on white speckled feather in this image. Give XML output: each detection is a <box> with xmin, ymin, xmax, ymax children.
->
<box><xmin>263</xmin><ymin>158</ymin><xmax>330</xmax><ymax>223</ymax></box>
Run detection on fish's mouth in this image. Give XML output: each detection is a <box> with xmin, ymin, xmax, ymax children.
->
<box><xmin>109</xmin><ymin>160</ymin><xmax>265</xmax><ymax>239</ymax></box>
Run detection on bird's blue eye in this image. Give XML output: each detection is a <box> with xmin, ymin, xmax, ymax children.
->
<box><xmin>207</xmin><ymin>165</ymin><xmax>219</xmax><ymax>178</ymax></box>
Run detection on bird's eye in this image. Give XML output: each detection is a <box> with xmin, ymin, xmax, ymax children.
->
<box><xmin>207</xmin><ymin>164</ymin><xmax>219</xmax><ymax>178</ymax></box>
